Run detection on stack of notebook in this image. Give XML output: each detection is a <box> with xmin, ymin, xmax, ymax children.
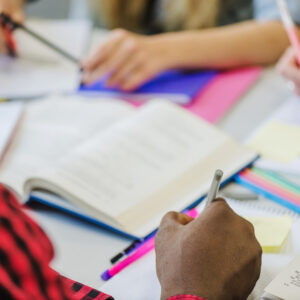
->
<box><xmin>237</xmin><ymin>97</ymin><xmax>300</xmax><ymax>214</ymax></box>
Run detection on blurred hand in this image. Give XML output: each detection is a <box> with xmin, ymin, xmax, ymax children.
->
<box><xmin>81</xmin><ymin>29</ymin><xmax>176</xmax><ymax>91</ymax></box>
<box><xmin>0</xmin><ymin>0</ymin><xmax>25</xmax><ymax>53</ymax></box>
<box><xmin>155</xmin><ymin>199</ymin><xmax>262</xmax><ymax>300</ymax></box>
<box><xmin>277</xmin><ymin>46</ymin><xmax>300</xmax><ymax>96</ymax></box>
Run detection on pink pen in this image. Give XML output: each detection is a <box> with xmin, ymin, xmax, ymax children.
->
<box><xmin>277</xmin><ymin>0</ymin><xmax>300</xmax><ymax>65</ymax></box>
<box><xmin>101</xmin><ymin>208</ymin><xmax>199</xmax><ymax>281</ymax></box>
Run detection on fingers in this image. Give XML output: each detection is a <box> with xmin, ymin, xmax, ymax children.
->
<box><xmin>82</xmin><ymin>37</ymin><xmax>140</xmax><ymax>85</ymax></box>
<box><xmin>0</xmin><ymin>29</ymin><xmax>7</xmax><ymax>54</ymax></box>
<box><xmin>0</xmin><ymin>0</ymin><xmax>24</xmax><ymax>22</ymax></box>
<box><xmin>81</xmin><ymin>29</ymin><xmax>136</xmax><ymax>84</ymax></box>
<box><xmin>10</xmin><ymin>9</ymin><xmax>24</xmax><ymax>23</ymax></box>
<box><xmin>81</xmin><ymin>29</ymin><xmax>162</xmax><ymax>90</ymax></box>
<box><xmin>119</xmin><ymin>68</ymin><xmax>153</xmax><ymax>91</ymax></box>
<box><xmin>106</xmin><ymin>52</ymin><xmax>145</xmax><ymax>87</ymax></box>
<box><xmin>277</xmin><ymin>47</ymin><xmax>300</xmax><ymax>95</ymax></box>
<box><xmin>159</xmin><ymin>211</ymin><xmax>194</xmax><ymax>229</ymax></box>
<box><xmin>201</xmin><ymin>197</ymin><xmax>233</xmax><ymax>218</ymax></box>
<box><xmin>276</xmin><ymin>47</ymin><xmax>296</xmax><ymax>74</ymax></box>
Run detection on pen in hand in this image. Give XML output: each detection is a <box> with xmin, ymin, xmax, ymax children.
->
<box><xmin>205</xmin><ymin>169</ymin><xmax>223</xmax><ymax>208</ymax></box>
<box><xmin>0</xmin><ymin>12</ymin><xmax>79</xmax><ymax>65</ymax></box>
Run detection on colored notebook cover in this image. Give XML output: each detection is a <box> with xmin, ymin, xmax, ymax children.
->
<box><xmin>186</xmin><ymin>67</ymin><xmax>262</xmax><ymax>123</ymax></box>
<box><xmin>78</xmin><ymin>70</ymin><xmax>217</xmax><ymax>104</ymax></box>
<box><xmin>121</xmin><ymin>67</ymin><xmax>262</xmax><ymax>124</ymax></box>
<box><xmin>236</xmin><ymin>168</ymin><xmax>300</xmax><ymax>214</ymax></box>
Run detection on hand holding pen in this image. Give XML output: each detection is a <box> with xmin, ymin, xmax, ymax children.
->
<box><xmin>156</xmin><ymin>193</ymin><xmax>262</xmax><ymax>300</ymax></box>
<box><xmin>103</xmin><ymin>170</ymin><xmax>262</xmax><ymax>299</ymax></box>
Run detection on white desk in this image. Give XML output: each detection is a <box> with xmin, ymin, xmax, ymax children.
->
<box><xmin>29</xmin><ymin>67</ymin><xmax>295</xmax><ymax>290</ymax></box>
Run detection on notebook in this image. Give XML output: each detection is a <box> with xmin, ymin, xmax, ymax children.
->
<box><xmin>236</xmin><ymin>97</ymin><xmax>300</xmax><ymax>215</ymax></box>
<box><xmin>101</xmin><ymin>197</ymin><xmax>300</xmax><ymax>300</ymax></box>
<box><xmin>248</xmin><ymin>96</ymin><xmax>300</xmax><ymax>177</ymax></box>
<box><xmin>236</xmin><ymin>168</ymin><xmax>300</xmax><ymax>215</ymax></box>
<box><xmin>0</xmin><ymin>19</ymin><xmax>91</xmax><ymax>99</ymax></box>
<box><xmin>264</xmin><ymin>252</ymin><xmax>300</xmax><ymax>300</ymax></box>
<box><xmin>0</xmin><ymin>102</ymin><xmax>23</xmax><ymax>160</ymax></box>
<box><xmin>0</xmin><ymin>95</ymin><xmax>257</xmax><ymax>238</ymax></box>
<box><xmin>119</xmin><ymin>67</ymin><xmax>262</xmax><ymax>122</ymax></box>
<box><xmin>79</xmin><ymin>70</ymin><xmax>217</xmax><ymax>105</ymax></box>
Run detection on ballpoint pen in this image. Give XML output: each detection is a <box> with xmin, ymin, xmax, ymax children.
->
<box><xmin>0</xmin><ymin>12</ymin><xmax>79</xmax><ymax>64</ymax></box>
<box><xmin>205</xmin><ymin>169</ymin><xmax>223</xmax><ymax>207</ymax></box>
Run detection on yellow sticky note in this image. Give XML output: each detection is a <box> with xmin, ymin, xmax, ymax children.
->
<box><xmin>245</xmin><ymin>216</ymin><xmax>292</xmax><ymax>253</ymax></box>
<box><xmin>248</xmin><ymin>121</ymin><xmax>300</xmax><ymax>164</ymax></box>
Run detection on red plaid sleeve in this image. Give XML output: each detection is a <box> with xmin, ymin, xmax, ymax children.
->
<box><xmin>168</xmin><ymin>296</ymin><xmax>206</xmax><ymax>300</ymax></box>
<box><xmin>0</xmin><ymin>184</ymin><xmax>112</xmax><ymax>300</ymax></box>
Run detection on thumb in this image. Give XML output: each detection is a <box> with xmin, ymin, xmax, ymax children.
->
<box><xmin>11</xmin><ymin>10</ymin><xmax>24</xmax><ymax>23</ymax></box>
<box><xmin>159</xmin><ymin>211</ymin><xmax>194</xmax><ymax>229</ymax></box>
<box><xmin>0</xmin><ymin>0</ymin><xmax>25</xmax><ymax>23</ymax></box>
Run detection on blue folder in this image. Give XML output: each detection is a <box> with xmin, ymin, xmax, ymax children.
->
<box><xmin>78</xmin><ymin>70</ymin><xmax>217</xmax><ymax>105</ymax></box>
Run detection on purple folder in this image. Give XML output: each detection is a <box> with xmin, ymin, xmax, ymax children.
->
<box><xmin>78</xmin><ymin>70</ymin><xmax>217</xmax><ymax>104</ymax></box>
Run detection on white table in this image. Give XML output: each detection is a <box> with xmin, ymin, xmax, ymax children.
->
<box><xmin>29</xmin><ymin>66</ymin><xmax>295</xmax><ymax>290</ymax></box>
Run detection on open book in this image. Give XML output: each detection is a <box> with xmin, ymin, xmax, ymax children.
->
<box><xmin>0</xmin><ymin>96</ymin><xmax>257</xmax><ymax>237</ymax></box>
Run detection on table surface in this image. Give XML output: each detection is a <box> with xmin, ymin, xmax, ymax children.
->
<box><xmin>28</xmin><ymin>65</ymin><xmax>295</xmax><ymax>290</ymax></box>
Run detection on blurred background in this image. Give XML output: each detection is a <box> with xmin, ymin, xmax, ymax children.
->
<box><xmin>26</xmin><ymin>0</ymin><xmax>90</xmax><ymax>19</ymax></box>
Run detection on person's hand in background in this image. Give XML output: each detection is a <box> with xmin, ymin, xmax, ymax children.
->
<box><xmin>155</xmin><ymin>199</ymin><xmax>262</xmax><ymax>300</ymax></box>
<box><xmin>81</xmin><ymin>29</ymin><xmax>177</xmax><ymax>91</ymax></box>
<box><xmin>277</xmin><ymin>46</ymin><xmax>300</xmax><ymax>96</ymax></box>
<box><xmin>0</xmin><ymin>0</ymin><xmax>25</xmax><ymax>54</ymax></box>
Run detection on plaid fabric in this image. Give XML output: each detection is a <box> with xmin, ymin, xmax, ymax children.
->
<box><xmin>0</xmin><ymin>183</ymin><xmax>203</xmax><ymax>300</ymax></box>
<box><xmin>0</xmin><ymin>184</ymin><xmax>112</xmax><ymax>300</ymax></box>
<box><xmin>168</xmin><ymin>296</ymin><xmax>206</xmax><ymax>300</ymax></box>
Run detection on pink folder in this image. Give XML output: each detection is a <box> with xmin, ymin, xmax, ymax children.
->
<box><xmin>185</xmin><ymin>67</ymin><xmax>262</xmax><ymax>123</ymax></box>
<box><xmin>128</xmin><ymin>67</ymin><xmax>262</xmax><ymax>124</ymax></box>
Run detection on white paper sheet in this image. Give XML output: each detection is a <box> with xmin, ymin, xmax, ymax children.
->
<box><xmin>0</xmin><ymin>19</ymin><xmax>91</xmax><ymax>98</ymax></box>
<box><xmin>0</xmin><ymin>102</ymin><xmax>23</xmax><ymax>160</ymax></box>
<box><xmin>265</xmin><ymin>252</ymin><xmax>300</xmax><ymax>300</ymax></box>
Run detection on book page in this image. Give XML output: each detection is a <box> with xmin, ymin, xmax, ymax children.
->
<box><xmin>0</xmin><ymin>96</ymin><xmax>134</xmax><ymax>196</ymax></box>
<box><xmin>28</xmin><ymin>100</ymin><xmax>256</xmax><ymax>235</ymax></box>
<box><xmin>0</xmin><ymin>102</ymin><xmax>23</xmax><ymax>160</ymax></box>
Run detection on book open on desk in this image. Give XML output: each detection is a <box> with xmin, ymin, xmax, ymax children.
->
<box><xmin>0</xmin><ymin>96</ymin><xmax>257</xmax><ymax>238</ymax></box>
